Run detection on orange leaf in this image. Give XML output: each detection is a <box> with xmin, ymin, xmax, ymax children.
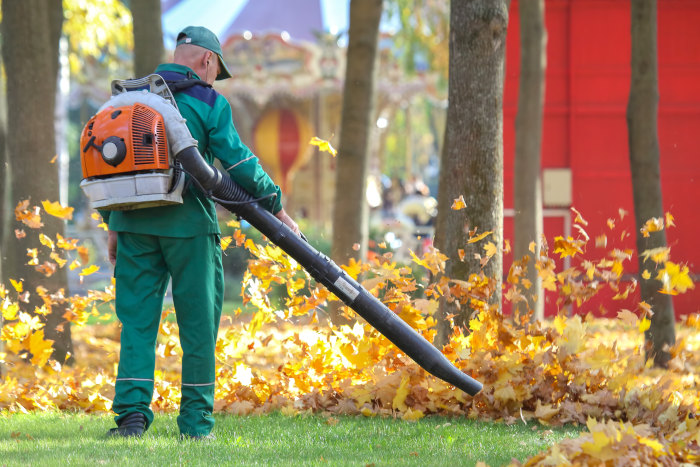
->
<box><xmin>467</xmin><ymin>230</ymin><xmax>492</xmax><ymax>244</ymax></box>
<box><xmin>451</xmin><ymin>195</ymin><xmax>466</xmax><ymax>210</ymax></box>
<box><xmin>14</xmin><ymin>200</ymin><xmax>43</xmax><ymax>229</ymax></box>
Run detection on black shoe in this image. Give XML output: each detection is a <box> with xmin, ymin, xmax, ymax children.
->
<box><xmin>107</xmin><ymin>412</ymin><xmax>147</xmax><ymax>438</ymax></box>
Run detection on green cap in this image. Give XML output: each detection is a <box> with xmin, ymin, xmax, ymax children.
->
<box><xmin>176</xmin><ymin>26</ymin><xmax>232</xmax><ymax>80</ymax></box>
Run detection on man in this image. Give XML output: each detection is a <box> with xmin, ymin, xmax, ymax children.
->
<box><xmin>104</xmin><ymin>26</ymin><xmax>299</xmax><ymax>439</ymax></box>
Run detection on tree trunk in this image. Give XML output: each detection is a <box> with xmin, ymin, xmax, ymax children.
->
<box><xmin>330</xmin><ymin>0</ymin><xmax>383</xmax><ymax>324</ymax></box>
<box><xmin>627</xmin><ymin>0</ymin><xmax>675</xmax><ymax>367</ymax></box>
<box><xmin>513</xmin><ymin>0</ymin><xmax>546</xmax><ymax>322</ymax></box>
<box><xmin>1</xmin><ymin>0</ymin><xmax>73</xmax><ymax>364</ymax></box>
<box><xmin>131</xmin><ymin>0</ymin><xmax>165</xmax><ymax>78</ymax></box>
<box><xmin>434</xmin><ymin>0</ymin><xmax>510</xmax><ymax>346</ymax></box>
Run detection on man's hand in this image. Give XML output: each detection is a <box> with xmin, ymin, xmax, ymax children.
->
<box><xmin>275</xmin><ymin>208</ymin><xmax>301</xmax><ymax>236</ymax></box>
<box><xmin>108</xmin><ymin>230</ymin><xmax>118</xmax><ymax>266</ymax></box>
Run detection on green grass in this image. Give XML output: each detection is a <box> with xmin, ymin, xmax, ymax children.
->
<box><xmin>0</xmin><ymin>411</ymin><xmax>583</xmax><ymax>466</ymax></box>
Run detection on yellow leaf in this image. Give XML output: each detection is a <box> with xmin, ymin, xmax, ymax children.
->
<box><xmin>639</xmin><ymin>437</ymin><xmax>666</xmax><ymax>456</ymax></box>
<box><xmin>41</xmin><ymin>200</ymin><xmax>74</xmax><ymax>220</ymax></box>
<box><xmin>39</xmin><ymin>233</ymin><xmax>55</xmax><ymax>250</ymax></box>
<box><xmin>483</xmin><ymin>242</ymin><xmax>498</xmax><ymax>258</ymax></box>
<box><xmin>553</xmin><ymin>236</ymin><xmax>584</xmax><ymax>258</ymax></box>
<box><xmin>467</xmin><ymin>231</ymin><xmax>492</xmax><ymax>244</ymax></box>
<box><xmin>639</xmin><ymin>317</ymin><xmax>651</xmax><ymax>333</ymax></box>
<box><xmin>10</xmin><ymin>279</ymin><xmax>23</xmax><ymax>293</ymax></box>
<box><xmin>640</xmin><ymin>217</ymin><xmax>664</xmax><ymax>238</ymax></box>
<box><xmin>528</xmin><ymin>241</ymin><xmax>536</xmax><ymax>253</ymax></box>
<box><xmin>451</xmin><ymin>195</ymin><xmax>466</xmax><ymax>210</ymax></box>
<box><xmin>665</xmin><ymin>212</ymin><xmax>675</xmax><ymax>228</ymax></box>
<box><xmin>392</xmin><ymin>376</ymin><xmax>410</xmax><ymax>412</ymax></box>
<box><xmin>402</xmin><ymin>408</ymin><xmax>424</xmax><ymax>421</ymax></box>
<box><xmin>2</xmin><ymin>302</ymin><xmax>19</xmax><ymax>321</ymax></box>
<box><xmin>309</xmin><ymin>136</ymin><xmax>337</xmax><ymax>157</ymax></box>
<box><xmin>642</xmin><ymin>269</ymin><xmax>651</xmax><ymax>280</ymax></box>
<box><xmin>28</xmin><ymin>329</ymin><xmax>54</xmax><ymax>367</ymax></box>
<box><xmin>220</xmin><ymin>236</ymin><xmax>232</xmax><ymax>251</ymax></box>
<box><xmin>656</xmin><ymin>261</ymin><xmax>695</xmax><ymax>295</ymax></box>
<box><xmin>79</xmin><ymin>265</ymin><xmax>99</xmax><ymax>276</ymax></box>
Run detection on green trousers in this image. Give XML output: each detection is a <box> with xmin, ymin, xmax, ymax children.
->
<box><xmin>112</xmin><ymin>232</ymin><xmax>224</xmax><ymax>437</ymax></box>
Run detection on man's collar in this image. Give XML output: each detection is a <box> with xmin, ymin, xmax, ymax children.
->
<box><xmin>155</xmin><ymin>63</ymin><xmax>202</xmax><ymax>81</ymax></box>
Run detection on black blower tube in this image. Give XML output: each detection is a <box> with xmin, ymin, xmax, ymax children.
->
<box><xmin>176</xmin><ymin>147</ymin><xmax>483</xmax><ymax>396</ymax></box>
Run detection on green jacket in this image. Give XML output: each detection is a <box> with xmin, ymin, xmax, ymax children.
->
<box><xmin>101</xmin><ymin>63</ymin><xmax>282</xmax><ymax>237</ymax></box>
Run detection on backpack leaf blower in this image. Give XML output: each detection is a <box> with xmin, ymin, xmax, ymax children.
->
<box><xmin>80</xmin><ymin>75</ymin><xmax>483</xmax><ymax>397</ymax></box>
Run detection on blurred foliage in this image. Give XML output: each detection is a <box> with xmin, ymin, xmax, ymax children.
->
<box><xmin>63</xmin><ymin>0</ymin><xmax>133</xmax><ymax>81</ymax></box>
<box><xmin>385</xmin><ymin>0</ymin><xmax>449</xmax><ymax>81</ymax></box>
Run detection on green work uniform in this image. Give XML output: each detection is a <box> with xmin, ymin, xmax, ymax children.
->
<box><xmin>104</xmin><ymin>63</ymin><xmax>283</xmax><ymax>437</ymax></box>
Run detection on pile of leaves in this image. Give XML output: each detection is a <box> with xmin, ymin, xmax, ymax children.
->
<box><xmin>1</xmin><ymin>199</ymin><xmax>698</xmax><ymax>465</ymax></box>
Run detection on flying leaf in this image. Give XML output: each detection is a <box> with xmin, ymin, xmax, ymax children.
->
<box><xmin>638</xmin><ymin>316</ymin><xmax>651</xmax><ymax>332</ymax></box>
<box><xmin>640</xmin><ymin>247</ymin><xmax>670</xmax><ymax>265</ymax></box>
<box><xmin>617</xmin><ymin>309</ymin><xmax>638</xmax><ymax>326</ymax></box>
<box><xmin>39</xmin><ymin>234</ymin><xmax>55</xmax><ymax>251</ymax></box>
<box><xmin>553</xmin><ymin>236</ymin><xmax>584</xmax><ymax>258</ymax></box>
<box><xmin>10</xmin><ymin>279</ymin><xmax>23</xmax><ymax>293</ymax></box>
<box><xmin>640</xmin><ymin>217</ymin><xmax>664</xmax><ymax>238</ymax></box>
<box><xmin>14</xmin><ymin>200</ymin><xmax>43</xmax><ymax>229</ymax></box>
<box><xmin>571</xmin><ymin>206</ymin><xmax>588</xmax><ymax>226</ymax></box>
<box><xmin>79</xmin><ymin>265</ymin><xmax>99</xmax><ymax>276</ymax></box>
<box><xmin>656</xmin><ymin>261</ymin><xmax>694</xmax><ymax>295</ymax></box>
<box><xmin>309</xmin><ymin>136</ymin><xmax>337</xmax><ymax>157</ymax></box>
<box><xmin>665</xmin><ymin>212</ymin><xmax>675</xmax><ymax>228</ymax></box>
<box><xmin>28</xmin><ymin>329</ymin><xmax>54</xmax><ymax>367</ymax></box>
<box><xmin>451</xmin><ymin>195</ymin><xmax>466</xmax><ymax>210</ymax></box>
<box><xmin>483</xmin><ymin>242</ymin><xmax>498</xmax><ymax>258</ymax></box>
<box><xmin>220</xmin><ymin>236</ymin><xmax>233</xmax><ymax>251</ymax></box>
<box><xmin>467</xmin><ymin>231</ymin><xmax>492</xmax><ymax>244</ymax></box>
<box><xmin>42</xmin><ymin>200</ymin><xmax>74</xmax><ymax>220</ymax></box>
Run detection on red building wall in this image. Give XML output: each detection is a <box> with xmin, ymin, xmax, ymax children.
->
<box><xmin>503</xmin><ymin>0</ymin><xmax>699</xmax><ymax>317</ymax></box>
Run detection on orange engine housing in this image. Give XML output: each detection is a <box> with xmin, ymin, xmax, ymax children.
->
<box><xmin>80</xmin><ymin>103</ymin><xmax>170</xmax><ymax>179</ymax></box>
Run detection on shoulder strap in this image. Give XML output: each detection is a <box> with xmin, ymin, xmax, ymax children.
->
<box><xmin>164</xmin><ymin>71</ymin><xmax>212</xmax><ymax>93</ymax></box>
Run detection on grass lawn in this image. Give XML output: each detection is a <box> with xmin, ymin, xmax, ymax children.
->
<box><xmin>0</xmin><ymin>411</ymin><xmax>583</xmax><ymax>466</ymax></box>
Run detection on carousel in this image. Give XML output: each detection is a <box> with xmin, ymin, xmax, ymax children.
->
<box><xmin>162</xmin><ymin>0</ymin><xmax>443</xmax><ymax>232</ymax></box>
